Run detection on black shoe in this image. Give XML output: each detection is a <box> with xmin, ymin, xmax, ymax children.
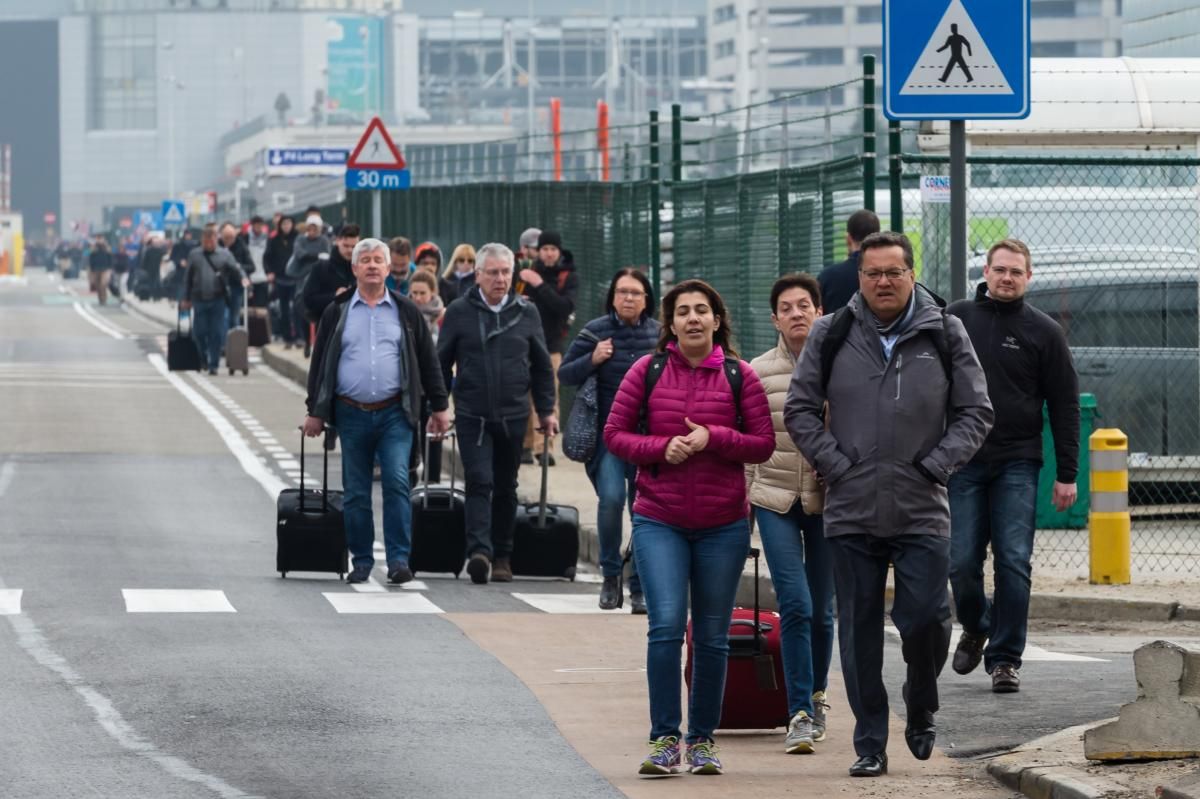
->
<box><xmin>387</xmin><ymin>562</ymin><xmax>413</xmax><ymax>585</ymax></box>
<box><xmin>599</xmin><ymin>576</ymin><xmax>621</xmax><ymax>610</ymax></box>
<box><xmin>905</xmin><ymin>719</ymin><xmax>936</xmax><ymax>760</ymax></box>
<box><xmin>520</xmin><ymin>448</ymin><xmax>534</xmax><ymax>465</ymax></box>
<box><xmin>952</xmin><ymin>630</ymin><xmax>988</xmax><ymax>675</ymax></box>
<box><xmin>848</xmin><ymin>752</ymin><xmax>887</xmax><ymax>777</ymax></box>
<box><xmin>208</xmin><ymin>368</ymin><xmax>218</xmax><ymax>376</ymax></box>
<box><xmin>992</xmin><ymin>663</ymin><xmax>1020</xmax><ymax>693</ymax></box>
<box><xmin>629</xmin><ymin>592</ymin><xmax>648</xmax><ymax>615</ymax></box>
<box><xmin>346</xmin><ymin>565</ymin><xmax>372</xmax><ymax>584</ymax></box>
<box><xmin>466</xmin><ymin>553</ymin><xmax>490</xmax><ymax>585</ymax></box>
<box><xmin>537</xmin><ymin>452</ymin><xmax>556</xmax><ymax>467</ymax></box>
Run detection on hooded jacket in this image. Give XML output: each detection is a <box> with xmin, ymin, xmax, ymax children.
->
<box><xmin>285</xmin><ymin>233</ymin><xmax>332</xmax><ymax>280</ymax></box>
<box><xmin>264</xmin><ymin>227</ymin><xmax>298</xmax><ymax>283</ymax></box>
<box><xmin>604</xmin><ymin>343</ymin><xmax>775</xmax><ymax>531</ymax></box>
<box><xmin>524</xmin><ymin>251</ymin><xmax>579</xmax><ymax>354</ymax></box>
<box><xmin>302</xmin><ymin>247</ymin><xmax>354</xmax><ymax>322</ymax></box>
<box><xmin>437</xmin><ymin>287</ymin><xmax>556</xmax><ymax>421</ymax></box>
<box><xmin>783</xmin><ymin>285</ymin><xmax>994</xmax><ymax>538</ymax></box>
<box><xmin>746</xmin><ymin>338</ymin><xmax>824</xmax><ymax>515</ymax></box>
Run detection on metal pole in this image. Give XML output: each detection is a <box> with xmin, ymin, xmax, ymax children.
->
<box><xmin>862</xmin><ymin>54</ymin><xmax>876</xmax><ymax>212</ymax></box>
<box><xmin>950</xmin><ymin>119</ymin><xmax>967</xmax><ymax>302</ymax></box>
<box><xmin>371</xmin><ymin>190</ymin><xmax>382</xmax><ymax>239</ymax></box>
<box><xmin>649</xmin><ymin>110</ymin><xmax>661</xmax><ymax>293</ymax></box>
<box><xmin>671</xmin><ymin>103</ymin><xmax>682</xmax><ymax>184</ymax></box>
<box><xmin>889</xmin><ymin>120</ymin><xmax>903</xmax><ymax>233</ymax></box>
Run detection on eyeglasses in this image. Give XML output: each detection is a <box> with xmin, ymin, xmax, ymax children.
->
<box><xmin>859</xmin><ymin>269</ymin><xmax>910</xmax><ymax>282</ymax></box>
<box><xmin>615</xmin><ymin>289</ymin><xmax>645</xmax><ymax>298</ymax></box>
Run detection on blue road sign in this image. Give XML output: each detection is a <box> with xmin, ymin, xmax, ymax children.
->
<box><xmin>884</xmin><ymin>0</ymin><xmax>1030</xmax><ymax>120</ymax></box>
<box><xmin>161</xmin><ymin>201</ymin><xmax>187</xmax><ymax>226</ymax></box>
<box><xmin>267</xmin><ymin>148</ymin><xmax>348</xmax><ymax>168</ymax></box>
<box><xmin>345</xmin><ymin>168</ymin><xmax>411</xmax><ymax>191</ymax></box>
<box><xmin>137</xmin><ymin>210</ymin><xmax>164</xmax><ymax>230</ymax></box>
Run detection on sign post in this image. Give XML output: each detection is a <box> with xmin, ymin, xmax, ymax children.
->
<box><xmin>345</xmin><ymin>117</ymin><xmax>409</xmax><ymax>239</ymax></box>
<box><xmin>883</xmin><ymin>0</ymin><xmax>1030</xmax><ymax>300</ymax></box>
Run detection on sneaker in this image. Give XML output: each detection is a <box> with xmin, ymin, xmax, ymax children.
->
<box><xmin>686</xmin><ymin>740</ymin><xmax>723</xmax><ymax>775</ymax></box>
<box><xmin>785</xmin><ymin>711</ymin><xmax>815</xmax><ymax>754</ymax></box>
<box><xmin>466</xmin><ymin>553</ymin><xmax>490</xmax><ymax>585</ymax></box>
<box><xmin>386</xmin><ymin>562</ymin><xmax>413</xmax><ymax>585</ymax></box>
<box><xmin>952</xmin><ymin>630</ymin><xmax>988</xmax><ymax>675</ymax></box>
<box><xmin>811</xmin><ymin>691</ymin><xmax>830</xmax><ymax>742</ymax></box>
<box><xmin>346</xmin><ymin>565</ymin><xmax>372</xmax><ymax>584</ymax></box>
<box><xmin>491</xmin><ymin>556</ymin><xmax>513</xmax><ymax>583</ymax></box>
<box><xmin>992</xmin><ymin>663</ymin><xmax>1021</xmax><ymax>693</ymax></box>
<box><xmin>638</xmin><ymin>736</ymin><xmax>681</xmax><ymax>776</ymax></box>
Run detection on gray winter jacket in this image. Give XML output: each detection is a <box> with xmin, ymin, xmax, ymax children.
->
<box><xmin>783</xmin><ymin>285</ymin><xmax>993</xmax><ymax>538</ymax></box>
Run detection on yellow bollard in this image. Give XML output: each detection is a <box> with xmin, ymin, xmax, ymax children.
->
<box><xmin>1088</xmin><ymin>428</ymin><xmax>1131</xmax><ymax>585</ymax></box>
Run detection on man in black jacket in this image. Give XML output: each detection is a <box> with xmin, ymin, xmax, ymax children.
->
<box><xmin>303</xmin><ymin>223</ymin><xmax>360</xmax><ymax>323</ymax></box>
<box><xmin>817</xmin><ymin>209</ymin><xmax>881</xmax><ymax>314</ymax></box>
<box><xmin>439</xmin><ymin>242</ymin><xmax>559</xmax><ymax>585</ymax></box>
<box><xmin>518</xmin><ymin>230</ymin><xmax>578</xmax><ymax>465</ymax></box>
<box><xmin>303</xmin><ymin>237</ymin><xmax>450</xmax><ymax>585</ymax></box>
<box><xmin>220</xmin><ymin>222</ymin><xmax>255</xmax><ymax>328</ymax></box>
<box><xmin>945</xmin><ymin>238</ymin><xmax>1080</xmax><ymax>694</ymax></box>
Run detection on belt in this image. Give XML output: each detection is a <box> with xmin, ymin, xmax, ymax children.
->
<box><xmin>338</xmin><ymin>394</ymin><xmax>402</xmax><ymax>412</ymax></box>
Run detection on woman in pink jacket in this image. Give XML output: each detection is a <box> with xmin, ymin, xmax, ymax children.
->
<box><xmin>604</xmin><ymin>279</ymin><xmax>775</xmax><ymax>777</ymax></box>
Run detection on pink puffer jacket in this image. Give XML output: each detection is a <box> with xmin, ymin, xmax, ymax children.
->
<box><xmin>604</xmin><ymin>342</ymin><xmax>775</xmax><ymax>531</ymax></box>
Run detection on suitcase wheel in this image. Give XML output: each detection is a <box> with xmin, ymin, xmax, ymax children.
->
<box><xmin>228</xmin><ymin>368</ymin><xmax>234</xmax><ymax>376</ymax></box>
<box><xmin>280</xmin><ymin>572</ymin><xmax>287</xmax><ymax>578</ymax></box>
<box><xmin>242</xmin><ymin>368</ymin><xmax>249</xmax><ymax>376</ymax></box>
<box><xmin>565</xmin><ymin>566</ymin><xmax>576</xmax><ymax>582</ymax></box>
<box><xmin>338</xmin><ymin>573</ymin><xmax>344</xmax><ymax>580</ymax></box>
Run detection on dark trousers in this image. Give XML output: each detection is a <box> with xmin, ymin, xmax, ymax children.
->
<box><xmin>456</xmin><ymin>415</ymin><xmax>526</xmax><ymax>560</ymax></box>
<box><xmin>274</xmin><ymin>282</ymin><xmax>298</xmax><ymax>343</ymax></box>
<box><xmin>829</xmin><ymin>533</ymin><xmax>952</xmax><ymax>757</ymax></box>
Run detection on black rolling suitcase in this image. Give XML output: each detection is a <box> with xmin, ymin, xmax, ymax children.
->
<box><xmin>276</xmin><ymin>429</ymin><xmax>348</xmax><ymax>579</ymax></box>
<box><xmin>410</xmin><ymin>432</ymin><xmax>467</xmax><ymax>577</ymax></box>
<box><xmin>511</xmin><ymin>439</ymin><xmax>580</xmax><ymax>581</ymax></box>
<box><xmin>167</xmin><ymin>311</ymin><xmax>202</xmax><ymax>371</ymax></box>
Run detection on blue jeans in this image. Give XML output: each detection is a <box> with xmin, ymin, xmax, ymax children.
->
<box><xmin>192</xmin><ymin>298</ymin><xmax>227</xmax><ymax>371</ymax></box>
<box><xmin>337</xmin><ymin>403</ymin><xmax>415</xmax><ymax>571</ymax></box>
<box><xmin>227</xmin><ymin>285</ymin><xmax>245</xmax><ymax>330</ymax></box>
<box><xmin>753</xmin><ymin>504</ymin><xmax>835</xmax><ymax>717</ymax></box>
<box><xmin>589</xmin><ymin>439</ymin><xmax>641</xmax><ymax>595</ymax></box>
<box><xmin>632</xmin><ymin>514</ymin><xmax>749</xmax><ymax>744</ymax></box>
<box><xmin>948</xmin><ymin>459</ymin><xmax>1039</xmax><ymax>672</ymax></box>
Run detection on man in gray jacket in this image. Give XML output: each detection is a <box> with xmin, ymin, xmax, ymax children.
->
<box><xmin>784</xmin><ymin>230</ymin><xmax>993</xmax><ymax>778</ymax></box>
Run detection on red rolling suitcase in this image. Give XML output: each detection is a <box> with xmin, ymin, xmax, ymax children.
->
<box><xmin>685</xmin><ymin>547</ymin><xmax>790</xmax><ymax>730</ymax></box>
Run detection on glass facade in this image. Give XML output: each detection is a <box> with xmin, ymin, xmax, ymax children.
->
<box><xmin>90</xmin><ymin>14</ymin><xmax>156</xmax><ymax>130</ymax></box>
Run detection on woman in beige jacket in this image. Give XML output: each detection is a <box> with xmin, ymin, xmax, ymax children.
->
<box><xmin>747</xmin><ymin>273</ymin><xmax>835</xmax><ymax>756</ymax></box>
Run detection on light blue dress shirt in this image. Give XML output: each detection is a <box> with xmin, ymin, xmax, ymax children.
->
<box><xmin>336</xmin><ymin>290</ymin><xmax>405</xmax><ymax>404</ymax></box>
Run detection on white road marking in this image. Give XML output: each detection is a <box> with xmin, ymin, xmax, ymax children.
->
<box><xmin>276</xmin><ymin>459</ymin><xmax>301</xmax><ymax>470</ymax></box>
<box><xmin>271</xmin><ymin>452</ymin><xmax>294</xmax><ymax>460</ymax></box>
<box><xmin>122</xmin><ymin>589</ymin><xmax>237</xmax><ymax>613</ymax></box>
<box><xmin>511</xmin><ymin>593</ymin><xmax>622</xmax><ymax>614</ymax></box>
<box><xmin>149</xmin><ymin>353</ymin><xmax>288</xmax><ymax>499</ymax></box>
<box><xmin>886</xmin><ymin>625</ymin><xmax>1108</xmax><ymax>663</ymax></box>
<box><xmin>0</xmin><ymin>589</ymin><xmax>22</xmax><ymax>615</ymax></box>
<box><xmin>73</xmin><ymin>302</ymin><xmax>128</xmax><ymax>339</ymax></box>
<box><xmin>265</xmin><ymin>445</ymin><xmax>287</xmax><ymax>453</ymax></box>
<box><xmin>259</xmin><ymin>361</ymin><xmax>308</xmax><ymax>398</ymax></box>
<box><xmin>323</xmin><ymin>593</ymin><xmax>443</xmax><ymax>614</ymax></box>
<box><xmin>0</xmin><ymin>461</ymin><xmax>16</xmax><ymax>498</ymax></box>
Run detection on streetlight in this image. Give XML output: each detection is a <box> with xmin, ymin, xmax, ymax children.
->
<box><xmin>162</xmin><ymin>41</ymin><xmax>185</xmax><ymax>199</ymax></box>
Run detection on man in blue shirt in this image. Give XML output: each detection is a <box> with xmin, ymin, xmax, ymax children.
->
<box><xmin>304</xmin><ymin>238</ymin><xmax>451</xmax><ymax>584</ymax></box>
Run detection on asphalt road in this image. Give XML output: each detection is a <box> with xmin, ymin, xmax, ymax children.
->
<box><xmin>2</xmin><ymin>269</ymin><xmax>1197</xmax><ymax>798</ymax></box>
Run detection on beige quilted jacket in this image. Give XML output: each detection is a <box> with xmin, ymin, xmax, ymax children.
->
<box><xmin>746</xmin><ymin>338</ymin><xmax>824</xmax><ymax>515</ymax></box>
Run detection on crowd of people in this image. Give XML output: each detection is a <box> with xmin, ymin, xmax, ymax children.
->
<box><xmin>286</xmin><ymin>206</ymin><xmax>1080</xmax><ymax>781</ymax></box>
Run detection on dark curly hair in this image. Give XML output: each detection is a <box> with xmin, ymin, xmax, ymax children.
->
<box><xmin>655</xmin><ymin>278</ymin><xmax>738</xmax><ymax>359</ymax></box>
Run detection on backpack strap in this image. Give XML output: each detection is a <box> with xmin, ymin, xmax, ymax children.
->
<box><xmin>723</xmin><ymin>358</ymin><xmax>744</xmax><ymax>430</ymax></box>
<box><xmin>638</xmin><ymin>352</ymin><xmax>670</xmax><ymax>434</ymax></box>
<box><xmin>819</xmin><ymin>306</ymin><xmax>856</xmax><ymax>391</ymax></box>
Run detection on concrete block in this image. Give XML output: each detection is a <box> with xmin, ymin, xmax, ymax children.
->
<box><xmin>1084</xmin><ymin>640</ymin><xmax>1200</xmax><ymax>761</ymax></box>
<box><xmin>1029</xmin><ymin>594</ymin><xmax>1178</xmax><ymax>623</ymax></box>
<box><xmin>1177</xmin><ymin>605</ymin><xmax>1200</xmax><ymax>623</ymax></box>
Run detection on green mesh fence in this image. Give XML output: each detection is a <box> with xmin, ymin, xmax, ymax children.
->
<box><xmin>671</xmin><ymin>156</ymin><xmax>865</xmax><ymax>357</ymax></box>
<box><xmin>899</xmin><ymin>153</ymin><xmax>1200</xmax><ymax>578</ymax></box>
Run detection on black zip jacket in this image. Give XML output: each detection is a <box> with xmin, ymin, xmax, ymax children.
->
<box><xmin>437</xmin><ymin>287</ymin><xmax>555</xmax><ymax>422</ymax></box>
<box><xmin>302</xmin><ymin>249</ymin><xmax>355</xmax><ymax>322</ymax></box>
<box><xmin>947</xmin><ymin>283</ymin><xmax>1080</xmax><ymax>482</ymax></box>
<box><xmin>264</xmin><ymin>229</ymin><xmax>297</xmax><ymax>280</ymax></box>
<box><xmin>524</xmin><ymin>251</ymin><xmax>579</xmax><ymax>354</ymax></box>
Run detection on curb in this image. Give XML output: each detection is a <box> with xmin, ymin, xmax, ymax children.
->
<box><xmin>986</xmin><ymin>723</ymin><xmax>1127</xmax><ymax>799</ymax></box>
<box><xmin>1160</xmin><ymin>770</ymin><xmax>1200</xmax><ymax>799</ymax></box>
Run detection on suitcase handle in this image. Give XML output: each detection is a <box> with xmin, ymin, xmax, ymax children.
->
<box><xmin>421</xmin><ymin>429</ymin><xmax>457</xmax><ymax>508</ymax></box>
<box><xmin>749</xmin><ymin>546</ymin><xmax>762</xmax><ymax>649</ymax></box>
<box><xmin>537</xmin><ymin>434</ymin><xmax>551</xmax><ymax>527</ymax></box>
<box><xmin>297</xmin><ymin>426</ymin><xmax>332</xmax><ymax>512</ymax></box>
<box><xmin>730</xmin><ymin>618</ymin><xmax>774</xmax><ymax>634</ymax></box>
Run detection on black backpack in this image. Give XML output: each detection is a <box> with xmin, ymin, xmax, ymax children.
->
<box><xmin>638</xmin><ymin>351</ymin><xmax>744</xmax><ymax>434</ymax></box>
<box><xmin>818</xmin><ymin>305</ymin><xmax>953</xmax><ymax>391</ymax></box>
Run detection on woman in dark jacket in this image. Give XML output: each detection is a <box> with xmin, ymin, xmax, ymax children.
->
<box><xmin>264</xmin><ymin>216</ymin><xmax>299</xmax><ymax>346</ymax></box>
<box><xmin>559</xmin><ymin>269</ymin><xmax>659</xmax><ymax>613</ymax></box>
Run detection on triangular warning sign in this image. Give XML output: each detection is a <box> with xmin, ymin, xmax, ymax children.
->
<box><xmin>163</xmin><ymin>204</ymin><xmax>185</xmax><ymax>224</ymax></box>
<box><xmin>900</xmin><ymin>0</ymin><xmax>1013</xmax><ymax>96</ymax></box>
<box><xmin>347</xmin><ymin>117</ymin><xmax>406</xmax><ymax>169</ymax></box>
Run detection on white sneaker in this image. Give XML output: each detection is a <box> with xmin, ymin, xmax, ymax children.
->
<box><xmin>812</xmin><ymin>691</ymin><xmax>830</xmax><ymax>742</ymax></box>
<box><xmin>785</xmin><ymin>711</ymin><xmax>815</xmax><ymax>754</ymax></box>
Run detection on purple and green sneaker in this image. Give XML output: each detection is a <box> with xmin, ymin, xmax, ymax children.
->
<box><xmin>686</xmin><ymin>740</ymin><xmax>723</xmax><ymax>775</ymax></box>
<box><xmin>638</xmin><ymin>736</ymin><xmax>681</xmax><ymax>776</ymax></box>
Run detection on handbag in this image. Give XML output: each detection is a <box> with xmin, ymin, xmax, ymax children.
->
<box><xmin>562</xmin><ymin>329</ymin><xmax>602</xmax><ymax>463</ymax></box>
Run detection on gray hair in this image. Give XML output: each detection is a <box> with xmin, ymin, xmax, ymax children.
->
<box><xmin>476</xmin><ymin>242</ymin><xmax>515</xmax><ymax>272</ymax></box>
<box><xmin>351</xmin><ymin>237</ymin><xmax>389</xmax><ymax>264</ymax></box>
<box><xmin>519</xmin><ymin>227</ymin><xmax>541</xmax><ymax>249</ymax></box>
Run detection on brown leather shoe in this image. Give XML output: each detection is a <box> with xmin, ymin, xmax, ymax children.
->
<box><xmin>952</xmin><ymin>631</ymin><xmax>988</xmax><ymax>675</ymax></box>
<box><xmin>491</xmin><ymin>556</ymin><xmax>513</xmax><ymax>583</ymax></box>
<box><xmin>992</xmin><ymin>663</ymin><xmax>1020</xmax><ymax>693</ymax></box>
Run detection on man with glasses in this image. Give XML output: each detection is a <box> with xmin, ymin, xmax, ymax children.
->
<box><xmin>784</xmin><ymin>230</ymin><xmax>993</xmax><ymax>779</ymax></box>
<box><xmin>945</xmin><ymin>239</ymin><xmax>1079</xmax><ymax>694</ymax></box>
<box><xmin>438</xmin><ymin>243</ymin><xmax>559</xmax><ymax>585</ymax></box>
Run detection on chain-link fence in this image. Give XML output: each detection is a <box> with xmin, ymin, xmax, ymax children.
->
<box><xmin>898</xmin><ymin>153</ymin><xmax>1200</xmax><ymax>577</ymax></box>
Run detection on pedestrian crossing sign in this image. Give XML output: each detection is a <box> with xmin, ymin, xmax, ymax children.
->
<box><xmin>884</xmin><ymin>0</ymin><xmax>1030</xmax><ymax>120</ymax></box>
<box><xmin>161</xmin><ymin>200</ymin><xmax>187</xmax><ymax>226</ymax></box>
